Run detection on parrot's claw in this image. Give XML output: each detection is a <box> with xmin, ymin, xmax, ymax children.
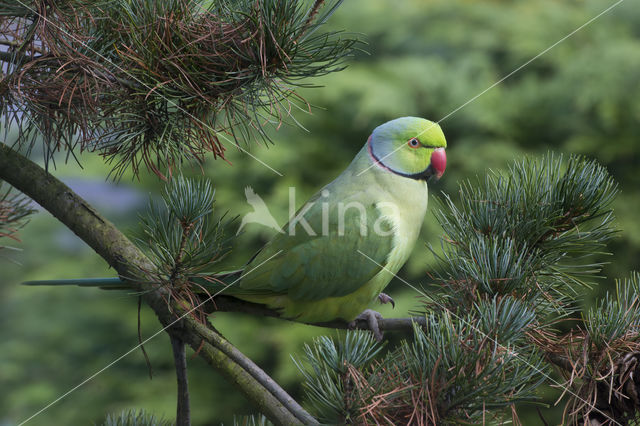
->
<box><xmin>378</xmin><ymin>293</ymin><xmax>395</xmax><ymax>308</ymax></box>
<box><xmin>350</xmin><ymin>309</ymin><xmax>384</xmax><ymax>342</ymax></box>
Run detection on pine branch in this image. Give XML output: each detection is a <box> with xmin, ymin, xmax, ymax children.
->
<box><xmin>0</xmin><ymin>0</ymin><xmax>359</xmax><ymax>178</ymax></box>
<box><xmin>428</xmin><ymin>154</ymin><xmax>618</xmax><ymax>321</ymax></box>
<box><xmin>422</xmin><ymin>153</ymin><xmax>638</xmax><ymax>424</ymax></box>
<box><xmin>0</xmin><ymin>142</ymin><xmax>316</xmax><ymax>425</ymax></box>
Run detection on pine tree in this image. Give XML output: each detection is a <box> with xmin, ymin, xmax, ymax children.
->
<box><xmin>2</xmin><ymin>1</ymin><xmax>639</xmax><ymax>425</ymax></box>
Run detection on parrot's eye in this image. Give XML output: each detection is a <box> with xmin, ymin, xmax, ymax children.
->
<box><xmin>408</xmin><ymin>138</ymin><xmax>420</xmax><ymax>148</ymax></box>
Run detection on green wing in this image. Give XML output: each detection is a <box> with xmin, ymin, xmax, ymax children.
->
<box><xmin>233</xmin><ymin>191</ymin><xmax>395</xmax><ymax>301</ymax></box>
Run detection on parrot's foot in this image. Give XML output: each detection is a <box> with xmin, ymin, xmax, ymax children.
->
<box><xmin>378</xmin><ymin>292</ymin><xmax>395</xmax><ymax>308</ymax></box>
<box><xmin>350</xmin><ymin>309</ymin><xmax>384</xmax><ymax>342</ymax></box>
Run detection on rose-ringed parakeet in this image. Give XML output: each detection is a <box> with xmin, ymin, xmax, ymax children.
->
<box><xmin>25</xmin><ymin>117</ymin><xmax>447</xmax><ymax>338</ymax></box>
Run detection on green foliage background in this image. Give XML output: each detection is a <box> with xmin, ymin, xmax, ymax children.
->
<box><xmin>2</xmin><ymin>0</ymin><xmax>640</xmax><ymax>424</ymax></box>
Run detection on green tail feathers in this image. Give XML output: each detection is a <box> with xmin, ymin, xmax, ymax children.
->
<box><xmin>22</xmin><ymin>270</ymin><xmax>243</xmax><ymax>293</ymax></box>
<box><xmin>23</xmin><ymin>278</ymin><xmax>129</xmax><ymax>289</ymax></box>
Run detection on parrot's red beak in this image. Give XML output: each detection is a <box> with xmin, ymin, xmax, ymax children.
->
<box><xmin>430</xmin><ymin>148</ymin><xmax>446</xmax><ymax>179</ymax></box>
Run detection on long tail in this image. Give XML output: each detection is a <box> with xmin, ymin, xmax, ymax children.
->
<box><xmin>23</xmin><ymin>277</ymin><xmax>129</xmax><ymax>289</ymax></box>
<box><xmin>22</xmin><ymin>270</ymin><xmax>244</xmax><ymax>292</ymax></box>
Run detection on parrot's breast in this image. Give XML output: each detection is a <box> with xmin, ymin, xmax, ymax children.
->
<box><xmin>369</xmin><ymin>171</ymin><xmax>429</xmax><ymax>295</ymax></box>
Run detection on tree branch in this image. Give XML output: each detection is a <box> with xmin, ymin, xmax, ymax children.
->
<box><xmin>545</xmin><ymin>352</ymin><xmax>575</xmax><ymax>374</ymax></box>
<box><xmin>206</xmin><ymin>295</ymin><xmax>427</xmax><ymax>332</ymax></box>
<box><xmin>0</xmin><ymin>143</ymin><xmax>317</xmax><ymax>425</ymax></box>
<box><xmin>170</xmin><ymin>334</ymin><xmax>190</xmax><ymax>426</ymax></box>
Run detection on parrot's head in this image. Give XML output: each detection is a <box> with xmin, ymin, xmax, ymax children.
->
<box><xmin>367</xmin><ymin>117</ymin><xmax>447</xmax><ymax>181</ymax></box>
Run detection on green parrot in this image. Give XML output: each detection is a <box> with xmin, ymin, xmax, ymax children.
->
<box><xmin>26</xmin><ymin>117</ymin><xmax>447</xmax><ymax>337</ymax></box>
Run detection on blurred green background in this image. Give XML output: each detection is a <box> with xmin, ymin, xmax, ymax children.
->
<box><xmin>2</xmin><ymin>0</ymin><xmax>640</xmax><ymax>424</ymax></box>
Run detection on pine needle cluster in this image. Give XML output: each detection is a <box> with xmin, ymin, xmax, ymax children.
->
<box><xmin>0</xmin><ymin>0</ymin><xmax>357</xmax><ymax>177</ymax></box>
<box><xmin>428</xmin><ymin>154</ymin><xmax>617</xmax><ymax>320</ymax></box>
<box><xmin>135</xmin><ymin>176</ymin><xmax>231</xmax><ymax>317</ymax></box>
